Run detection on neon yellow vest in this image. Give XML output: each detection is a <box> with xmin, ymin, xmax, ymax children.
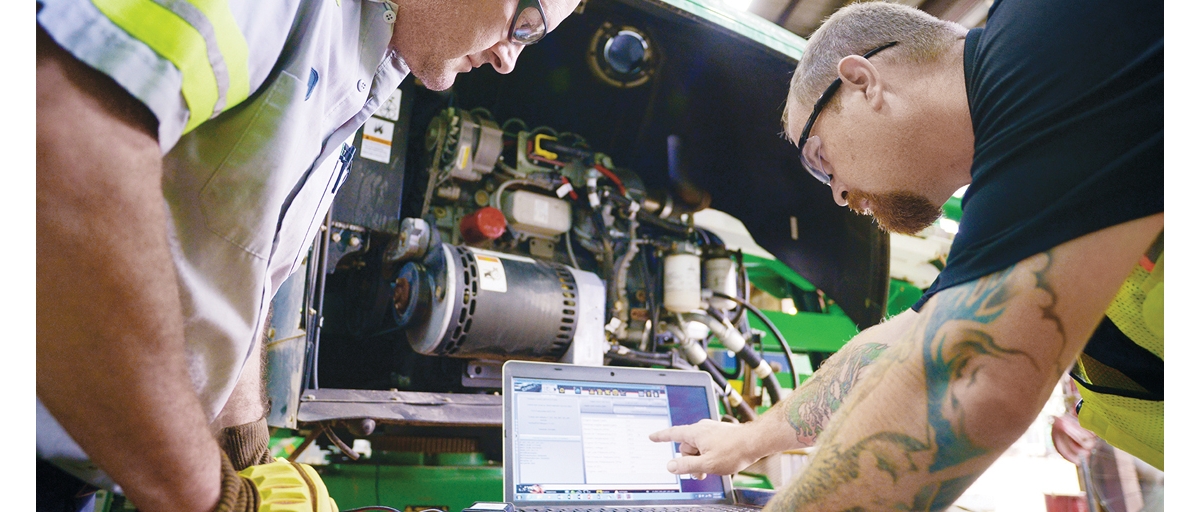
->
<box><xmin>1073</xmin><ymin>248</ymin><xmax>1164</xmax><ymax>470</ymax></box>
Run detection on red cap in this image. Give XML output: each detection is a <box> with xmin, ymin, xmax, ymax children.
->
<box><xmin>460</xmin><ymin>206</ymin><xmax>507</xmax><ymax>244</ymax></box>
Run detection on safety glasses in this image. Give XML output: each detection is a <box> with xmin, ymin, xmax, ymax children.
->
<box><xmin>797</xmin><ymin>41</ymin><xmax>898</xmax><ymax>185</ymax></box>
<box><xmin>509</xmin><ymin>0</ymin><xmax>548</xmax><ymax>45</ymax></box>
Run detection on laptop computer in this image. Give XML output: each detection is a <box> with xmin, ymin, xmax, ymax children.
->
<box><xmin>502</xmin><ymin>361</ymin><xmax>764</xmax><ymax>511</ymax></box>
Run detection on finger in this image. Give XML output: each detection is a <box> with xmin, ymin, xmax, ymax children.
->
<box><xmin>649</xmin><ymin>425</ymin><xmax>692</xmax><ymax>443</ymax></box>
<box><xmin>666</xmin><ymin>455</ymin><xmax>708</xmax><ymax>476</ymax></box>
<box><xmin>679</xmin><ymin>442</ymin><xmax>699</xmax><ymax>456</ymax></box>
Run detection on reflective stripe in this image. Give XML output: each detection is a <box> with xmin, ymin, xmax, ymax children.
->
<box><xmin>89</xmin><ymin>0</ymin><xmax>249</xmax><ymax>133</ymax></box>
<box><xmin>182</xmin><ymin>0</ymin><xmax>250</xmax><ymax>114</ymax></box>
<box><xmin>149</xmin><ymin>0</ymin><xmax>231</xmax><ymax>115</ymax></box>
<box><xmin>92</xmin><ymin>0</ymin><xmax>215</xmax><ymax>133</ymax></box>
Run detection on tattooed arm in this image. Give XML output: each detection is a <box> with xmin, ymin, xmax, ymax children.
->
<box><xmin>765</xmin><ymin>214</ymin><xmax>1163</xmax><ymax>512</ymax></box>
<box><xmin>784</xmin><ymin>309</ymin><xmax>917</xmax><ymax>446</ymax></box>
<box><xmin>647</xmin><ymin>309</ymin><xmax>919</xmax><ymax>477</ymax></box>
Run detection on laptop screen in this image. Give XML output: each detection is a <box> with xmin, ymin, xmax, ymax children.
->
<box><xmin>508</xmin><ymin>375</ymin><xmax>727</xmax><ymax>504</ymax></box>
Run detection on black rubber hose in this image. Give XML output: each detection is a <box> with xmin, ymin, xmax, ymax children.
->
<box><xmin>704</xmin><ymin>307</ymin><xmax>784</xmax><ymax>406</ymax></box>
<box><xmin>700</xmin><ymin>359</ymin><xmax>756</xmax><ymax>421</ymax></box>
<box><xmin>712</xmin><ymin>292</ymin><xmax>800</xmax><ymax>390</ymax></box>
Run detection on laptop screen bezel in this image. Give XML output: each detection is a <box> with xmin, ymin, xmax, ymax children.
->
<box><xmin>502</xmin><ymin>360</ymin><xmax>735</xmax><ymax>506</ymax></box>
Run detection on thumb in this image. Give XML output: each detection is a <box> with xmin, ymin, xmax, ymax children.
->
<box><xmin>666</xmin><ymin>454</ymin><xmax>708</xmax><ymax>477</ymax></box>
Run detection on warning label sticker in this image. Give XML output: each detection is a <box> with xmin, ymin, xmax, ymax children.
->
<box><xmin>361</xmin><ymin>117</ymin><xmax>394</xmax><ymax>163</ymax></box>
<box><xmin>475</xmin><ymin>254</ymin><xmax>508</xmax><ymax>293</ymax></box>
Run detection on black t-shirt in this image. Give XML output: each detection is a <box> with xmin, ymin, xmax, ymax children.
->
<box><xmin>913</xmin><ymin>0</ymin><xmax>1163</xmax><ymax>311</ymax></box>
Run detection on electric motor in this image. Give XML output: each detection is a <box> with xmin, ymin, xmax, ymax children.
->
<box><xmin>393</xmin><ymin>243</ymin><xmax>605</xmax><ymax>361</ymax></box>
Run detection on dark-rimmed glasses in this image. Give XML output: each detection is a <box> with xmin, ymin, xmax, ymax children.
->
<box><xmin>509</xmin><ymin>0</ymin><xmax>548</xmax><ymax>45</ymax></box>
<box><xmin>798</xmin><ymin>41</ymin><xmax>898</xmax><ymax>185</ymax></box>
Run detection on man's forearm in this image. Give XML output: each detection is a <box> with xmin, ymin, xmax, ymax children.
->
<box><xmin>36</xmin><ymin>31</ymin><xmax>222</xmax><ymax>512</ymax></box>
<box><xmin>764</xmin><ymin>309</ymin><xmax>918</xmax><ymax>447</ymax></box>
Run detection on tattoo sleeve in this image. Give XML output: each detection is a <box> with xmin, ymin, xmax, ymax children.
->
<box><xmin>766</xmin><ymin>251</ymin><xmax>1070</xmax><ymax>512</ymax></box>
<box><xmin>785</xmin><ymin>341</ymin><xmax>888</xmax><ymax>445</ymax></box>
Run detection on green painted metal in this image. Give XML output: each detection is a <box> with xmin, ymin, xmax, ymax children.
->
<box><xmin>743</xmin><ymin>253</ymin><xmax>818</xmax><ymax>295</ymax></box>
<box><xmin>942</xmin><ymin>196</ymin><xmax>963</xmax><ymax>222</ymax></box>
<box><xmin>748</xmin><ymin>309</ymin><xmax>859</xmax><ymax>354</ymax></box>
<box><xmin>886</xmin><ymin>278</ymin><xmax>924</xmax><ymax>317</ymax></box>
<box><xmin>318</xmin><ymin>461</ymin><xmax>503</xmax><ymax>512</ymax></box>
<box><xmin>649</xmin><ymin>0</ymin><xmax>807</xmax><ymax>62</ymax></box>
<box><xmin>732</xmin><ymin>472</ymin><xmax>774</xmax><ymax>490</ymax></box>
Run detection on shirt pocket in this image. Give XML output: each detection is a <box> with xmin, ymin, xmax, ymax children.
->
<box><xmin>199</xmin><ymin>69</ymin><xmax>322</xmax><ymax>259</ymax></box>
<box><xmin>275</xmin><ymin>133</ymin><xmax>352</xmax><ymax>280</ymax></box>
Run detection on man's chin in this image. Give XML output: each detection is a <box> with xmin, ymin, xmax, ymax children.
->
<box><xmin>847</xmin><ymin>189</ymin><xmax>943</xmax><ymax>236</ymax></box>
<box><xmin>869</xmin><ymin>212</ymin><xmax>940</xmax><ymax>236</ymax></box>
<box><xmin>412</xmin><ymin>69</ymin><xmax>457</xmax><ymax>92</ymax></box>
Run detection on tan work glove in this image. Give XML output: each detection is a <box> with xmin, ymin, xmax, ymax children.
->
<box><xmin>216</xmin><ymin>418</ymin><xmax>276</xmax><ymax>471</ymax></box>
<box><xmin>213</xmin><ymin>418</ymin><xmax>338</xmax><ymax>512</ymax></box>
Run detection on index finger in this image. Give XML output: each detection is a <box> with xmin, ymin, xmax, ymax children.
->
<box><xmin>648</xmin><ymin>425</ymin><xmax>692</xmax><ymax>443</ymax></box>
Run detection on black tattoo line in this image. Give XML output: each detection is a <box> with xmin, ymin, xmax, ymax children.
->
<box><xmin>786</xmin><ymin>342</ymin><xmax>888</xmax><ymax>443</ymax></box>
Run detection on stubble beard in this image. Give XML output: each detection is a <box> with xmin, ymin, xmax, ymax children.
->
<box><xmin>408</xmin><ymin>60</ymin><xmax>457</xmax><ymax>92</ymax></box>
<box><xmin>846</xmin><ymin>189</ymin><xmax>944</xmax><ymax>235</ymax></box>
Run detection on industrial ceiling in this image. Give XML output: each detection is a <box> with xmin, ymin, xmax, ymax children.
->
<box><xmin>749</xmin><ymin>0</ymin><xmax>992</xmax><ymax>38</ymax></box>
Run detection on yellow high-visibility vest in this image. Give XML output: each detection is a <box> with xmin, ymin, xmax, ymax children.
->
<box><xmin>1073</xmin><ymin>241</ymin><xmax>1164</xmax><ymax>470</ymax></box>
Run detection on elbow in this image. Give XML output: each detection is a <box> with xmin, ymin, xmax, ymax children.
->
<box><xmin>947</xmin><ymin>365</ymin><xmax>1050</xmax><ymax>451</ymax></box>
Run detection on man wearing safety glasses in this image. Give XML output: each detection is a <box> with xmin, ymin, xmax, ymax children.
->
<box><xmin>36</xmin><ymin>1</ymin><xmax>579</xmax><ymax>511</ymax></box>
<box><xmin>650</xmin><ymin>0</ymin><xmax>1162</xmax><ymax>510</ymax></box>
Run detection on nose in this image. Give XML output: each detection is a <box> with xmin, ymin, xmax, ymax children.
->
<box><xmin>830</xmin><ymin>179</ymin><xmax>849</xmax><ymax>207</ymax></box>
<box><xmin>490</xmin><ymin>42</ymin><xmax>524</xmax><ymax>74</ymax></box>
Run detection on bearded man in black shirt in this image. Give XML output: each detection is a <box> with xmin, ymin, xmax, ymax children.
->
<box><xmin>650</xmin><ymin>1</ymin><xmax>1163</xmax><ymax>509</ymax></box>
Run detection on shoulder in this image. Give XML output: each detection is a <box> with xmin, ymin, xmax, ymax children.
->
<box><xmin>35</xmin><ymin>0</ymin><xmax>326</xmax><ymax>150</ymax></box>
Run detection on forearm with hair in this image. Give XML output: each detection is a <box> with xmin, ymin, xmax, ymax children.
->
<box><xmin>778</xmin><ymin>310</ymin><xmax>916</xmax><ymax>446</ymax></box>
<box><xmin>784</xmin><ymin>341</ymin><xmax>888</xmax><ymax>445</ymax></box>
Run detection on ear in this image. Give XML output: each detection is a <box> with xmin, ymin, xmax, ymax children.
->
<box><xmin>836</xmin><ymin>55</ymin><xmax>885</xmax><ymax>111</ymax></box>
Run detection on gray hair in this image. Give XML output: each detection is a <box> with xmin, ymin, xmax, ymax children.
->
<box><xmin>783</xmin><ymin>1</ymin><xmax>967</xmax><ymax>142</ymax></box>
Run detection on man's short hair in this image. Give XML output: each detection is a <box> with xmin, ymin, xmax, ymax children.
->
<box><xmin>783</xmin><ymin>1</ymin><xmax>967</xmax><ymax>142</ymax></box>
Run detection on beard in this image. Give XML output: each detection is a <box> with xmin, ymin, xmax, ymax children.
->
<box><xmin>846</xmin><ymin>189</ymin><xmax>943</xmax><ymax>235</ymax></box>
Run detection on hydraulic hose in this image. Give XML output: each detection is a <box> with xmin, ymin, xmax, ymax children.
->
<box><xmin>712</xmin><ymin>292</ymin><xmax>800</xmax><ymax>390</ymax></box>
<box><xmin>683</xmin><ymin>312</ymin><xmax>785</xmax><ymax>406</ymax></box>
<box><xmin>668</xmin><ymin>324</ymin><xmax>757</xmax><ymax>421</ymax></box>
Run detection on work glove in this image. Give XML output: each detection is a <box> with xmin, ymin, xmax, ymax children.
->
<box><xmin>216</xmin><ymin>417</ymin><xmax>275</xmax><ymax>471</ymax></box>
<box><xmin>213</xmin><ymin>417</ymin><xmax>339</xmax><ymax>512</ymax></box>
<box><xmin>214</xmin><ymin>452</ymin><xmax>340</xmax><ymax>512</ymax></box>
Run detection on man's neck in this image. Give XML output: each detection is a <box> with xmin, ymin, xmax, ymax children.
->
<box><xmin>905</xmin><ymin>38</ymin><xmax>974</xmax><ymax>201</ymax></box>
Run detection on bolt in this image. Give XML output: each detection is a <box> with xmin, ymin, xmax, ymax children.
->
<box><xmin>349</xmin><ymin>236</ymin><xmax>361</xmax><ymax>248</ymax></box>
<box><xmin>331</xmin><ymin>232</ymin><xmax>342</xmax><ymax>243</ymax></box>
<box><xmin>347</xmin><ymin>418</ymin><xmax>376</xmax><ymax>437</ymax></box>
<box><xmin>303</xmin><ymin>394</ymin><xmax>316</xmax><ymax>401</ymax></box>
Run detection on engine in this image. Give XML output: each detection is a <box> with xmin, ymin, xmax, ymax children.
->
<box><xmin>325</xmin><ymin>106</ymin><xmax>790</xmax><ymax>419</ymax></box>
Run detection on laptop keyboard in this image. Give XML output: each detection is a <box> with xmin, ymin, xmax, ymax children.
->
<box><xmin>518</xmin><ymin>506</ymin><xmax>761</xmax><ymax>512</ymax></box>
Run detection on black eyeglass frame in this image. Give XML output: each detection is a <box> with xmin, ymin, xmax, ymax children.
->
<box><xmin>508</xmin><ymin>0</ymin><xmax>549</xmax><ymax>46</ymax></box>
<box><xmin>797</xmin><ymin>41</ymin><xmax>899</xmax><ymax>185</ymax></box>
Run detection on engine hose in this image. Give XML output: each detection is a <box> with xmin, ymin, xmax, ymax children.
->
<box><xmin>607</xmin><ymin>344</ymin><xmax>693</xmax><ymax>370</ymax></box>
<box><xmin>666</xmin><ymin>324</ymin><xmax>756</xmax><ymax>420</ymax></box>
<box><xmin>683</xmin><ymin>312</ymin><xmax>784</xmax><ymax>406</ymax></box>
<box><xmin>712</xmin><ymin>292</ymin><xmax>800</xmax><ymax>390</ymax></box>
<box><xmin>701</xmin><ymin>359</ymin><xmax>756</xmax><ymax>421</ymax></box>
